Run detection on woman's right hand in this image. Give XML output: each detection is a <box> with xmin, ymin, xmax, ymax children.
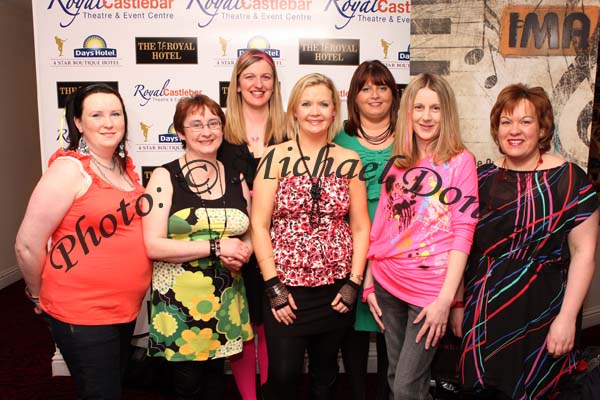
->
<box><xmin>366</xmin><ymin>292</ymin><xmax>385</xmax><ymax>331</ymax></box>
<box><xmin>449</xmin><ymin>307</ymin><xmax>464</xmax><ymax>337</ymax></box>
<box><xmin>272</xmin><ymin>293</ymin><xmax>297</xmax><ymax>326</ymax></box>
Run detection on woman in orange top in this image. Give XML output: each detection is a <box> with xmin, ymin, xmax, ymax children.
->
<box><xmin>15</xmin><ymin>83</ymin><xmax>151</xmax><ymax>400</ymax></box>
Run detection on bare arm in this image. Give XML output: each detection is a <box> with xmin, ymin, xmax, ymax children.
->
<box><xmin>220</xmin><ymin>176</ymin><xmax>253</xmax><ymax>271</ymax></box>
<box><xmin>251</xmin><ymin>145</ymin><xmax>297</xmax><ymax>324</ymax></box>
<box><xmin>15</xmin><ymin>159</ymin><xmax>84</xmax><ymax>296</ymax></box>
<box><xmin>332</xmin><ymin>158</ymin><xmax>370</xmax><ymax>313</ymax></box>
<box><xmin>142</xmin><ymin>167</ymin><xmax>211</xmax><ymax>263</ymax></box>
<box><xmin>251</xmin><ymin>147</ymin><xmax>279</xmax><ymax>281</ymax></box>
<box><xmin>547</xmin><ymin>209</ymin><xmax>599</xmax><ymax>357</ymax></box>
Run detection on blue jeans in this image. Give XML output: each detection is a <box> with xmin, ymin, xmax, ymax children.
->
<box><xmin>375</xmin><ymin>281</ymin><xmax>437</xmax><ymax>400</ymax></box>
<box><xmin>44</xmin><ymin>314</ymin><xmax>135</xmax><ymax>400</ymax></box>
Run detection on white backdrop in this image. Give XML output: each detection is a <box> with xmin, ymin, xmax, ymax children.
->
<box><xmin>32</xmin><ymin>0</ymin><xmax>411</xmax><ymax>175</ymax></box>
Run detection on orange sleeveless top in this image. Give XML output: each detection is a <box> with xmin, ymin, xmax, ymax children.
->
<box><xmin>40</xmin><ymin>149</ymin><xmax>151</xmax><ymax>325</ymax></box>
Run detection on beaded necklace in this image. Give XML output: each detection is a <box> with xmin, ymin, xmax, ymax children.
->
<box><xmin>295</xmin><ymin>135</ymin><xmax>330</xmax><ymax>229</ymax></box>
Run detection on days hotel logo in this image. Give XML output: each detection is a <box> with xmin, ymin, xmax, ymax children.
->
<box><xmin>215</xmin><ymin>36</ymin><xmax>285</xmax><ymax>68</ymax></box>
<box><xmin>52</xmin><ymin>34</ymin><xmax>121</xmax><ymax>67</ymax></box>
<box><xmin>135</xmin><ymin>122</ymin><xmax>183</xmax><ymax>153</ymax></box>
<box><xmin>74</xmin><ymin>34</ymin><xmax>117</xmax><ymax>57</ymax></box>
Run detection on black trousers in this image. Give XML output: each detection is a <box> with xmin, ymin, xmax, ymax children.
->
<box><xmin>341</xmin><ymin>329</ymin><xmax>391</xmax><ymax>400</ymax></box>
<box><xmin>264</xmin><ymin>326</ymin><xmax>347</xmax><ymax>400</ymax></box>
<box><xmin>171</xmin><ymin>359</ymin><xmax>225</xmax><ymax>400</ymax></box>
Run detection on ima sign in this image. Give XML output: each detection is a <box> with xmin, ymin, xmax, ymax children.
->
<box><xmin>500</xmin><ymin>6</ymin><xmax>599</xmax><ymax>56</ymax></box>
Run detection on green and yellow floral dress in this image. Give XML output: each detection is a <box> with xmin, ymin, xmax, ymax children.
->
<box><xmin>148</xmin><ymin>159</ymin><xmax>253</xmax><ymax>362</ymax></box>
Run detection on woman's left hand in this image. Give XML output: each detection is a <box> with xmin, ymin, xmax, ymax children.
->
<box><xmin>546</xmin><ymin>313</ymin><xmax>576</xmax><ymax>357</ymax></box>
<box><xmin>414</xmin><ymin>299</ymin><xmax>450</xmax><ymax>350</ymax></box>
<box><xmin>331</xmin><ymin>293</ymin><xmax>350</xmax><ymax>313</ymax></box>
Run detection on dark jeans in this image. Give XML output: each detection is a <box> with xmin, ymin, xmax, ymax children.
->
<box><xmin>264</xmin><ymin>326</ymin><xmax>347</xmax><ymax>400</ymax></box>
<box><xmin>171</xmin><ymin>359</ymin><xmax>225</xmax><ymax>400</ymax></box>
<box><xmin>45</xmin><ymin>314</ymin><xmax>135</xmax><ymax>400</ymax></box>
<box><xmin>341</xmin><ymin>329</ymin><xmax>391</xmax><ymax>400</ymax></box>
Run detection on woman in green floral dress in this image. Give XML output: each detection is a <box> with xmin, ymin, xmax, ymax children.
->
<box><xmin>143</xmin><ymin>94</ymin><xmax>253</xmax><ymax>399</ymax></box>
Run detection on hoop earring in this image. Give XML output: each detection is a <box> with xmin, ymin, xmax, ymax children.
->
<box><xmin>78</xmin><ymin>136</ymin><xmax>90</xmax><ymax>155</ymax></box>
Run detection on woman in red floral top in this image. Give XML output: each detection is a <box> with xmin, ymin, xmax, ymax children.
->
<box><xmin>251</xmin><ymin>73</ymin><xmax>370</xmax><ymax>400</ymax></box>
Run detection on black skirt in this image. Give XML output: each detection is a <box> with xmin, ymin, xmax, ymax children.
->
<box><xmin>263</xmin><ymin>279</ymin><xmax>352</xmax><ymax>337</ymax></box>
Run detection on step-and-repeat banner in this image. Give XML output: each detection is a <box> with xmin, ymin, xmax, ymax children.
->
<box><xmin>32</xmin><ymin>0</ymin><xmax>411</xmax><ymax>178</ymax></box>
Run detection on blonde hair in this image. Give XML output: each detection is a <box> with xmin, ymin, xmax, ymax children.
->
<box><xmin>224</xmin><ymin>49</ymin><xmax>285</xmax><ymax>145</ymax></box>
<box><xmin>392</xmin><ymin>73</ymin><xmax>465</xmax><ymax>168</ymax></box>
<box><xmin>285</xmin><ymin>73</ymin><xmax>342</xmax><ymax>142</ymax></box>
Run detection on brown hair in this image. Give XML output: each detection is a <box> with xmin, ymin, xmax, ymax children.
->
<box><xmin>490</xmin><ymin>83</ymin><xmax>554</xmax><ymax>154</ymax></box>
<box><xmin>174</xmin><ymin>94</ymin><xmax>225</xmax><ymax>149</ymax></box>
<box><xmin>65</xmin><ymin>83</ymin><xmax>129</xmax><ymax>169</ymax></box>
<box><xmin>224</xmin><ymin>49</ymin><xmax>285</xmax><ymax>145</ymax></box>
<box><xmin>345</xmin><ymin>60</ymin><xmax>400</xmax><ymax>136</ymax></box>
<box><xmin>392</xmin><ymin>73</ymin><xmax>465</xmax><ymax>168</ymax></box>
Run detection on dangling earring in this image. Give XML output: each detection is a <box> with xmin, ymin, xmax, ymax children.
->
<box><xmin>118</xmin><ymin>141</ymin><xmax>126</xmax><ymax>159</ymax></box>
<box><xmin>78</xmin><ymin>136</ymin><xmax>89</xmax><ymax>155</ymax></box>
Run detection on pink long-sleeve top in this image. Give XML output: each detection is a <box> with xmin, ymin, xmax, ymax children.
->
<box><xmin>367</xmin><ymin>150</ymin><xmax>478</xmax><ymax>307</ymax></box>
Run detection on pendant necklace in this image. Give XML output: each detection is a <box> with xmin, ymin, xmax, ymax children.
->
<box><xmin>359</xmin><ymin>124</ymin><xmax>392</xmax><ymax>145</ymax></box>
<box><xmin>184</xmin><ymin>155</ymin><xmax>229</xmax><ymax>243</ymax></box>
<box><xmin>295</xmin><ymin>135</ymin><xmax>330</xmax><ymax>228</ymax></box>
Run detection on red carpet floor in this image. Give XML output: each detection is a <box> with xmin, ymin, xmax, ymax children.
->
<box><xmin>1</xmin><ymin>279</ymin><xmax>598</xmax><ymax>399</ymax></box>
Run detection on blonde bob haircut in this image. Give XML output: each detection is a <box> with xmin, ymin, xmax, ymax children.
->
<box><xmin>224</xmin><ymin>49</ymin><xmax>286</xmax><ymax>145</ymax></box>
<box><xmin>392</xmin><ymin>73</ymin><xmax>465</xmax><ymax>168</ymax></box>
<box><xmin>285</xmin><ymin>73</ymin><xmax>342</xmax><ymax>142</ymax></box>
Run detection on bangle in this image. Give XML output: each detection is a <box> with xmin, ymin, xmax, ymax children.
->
<box><xmin>25</xmin><ymin>286</ymin><xmax>40</xmax><ymax>305</ymax></box>
<box><xmin>349</xmin><ymin>273</ymin><xmax>363</xmax><ymax>283</ymax></box>
<box><xmin>451</xmin><ymin>300</ymin><xmax>465</xmax><ymax>309</ymax></box>
<box><xmin>361</xmin><ymin>285</ymin><xmax>375</xmax><ymax>303</ymax></box>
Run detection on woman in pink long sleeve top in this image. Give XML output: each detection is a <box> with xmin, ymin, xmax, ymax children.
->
<box><xmin>364</xmin><ymin>73</ymin><xmax>478</xmax><ymax>400</ymax></box>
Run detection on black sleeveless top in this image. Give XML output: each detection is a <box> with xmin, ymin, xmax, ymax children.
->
<box><xmin>163</xmin><ymin>158</ymin><xmax>248</xmax><ymax>227</ymax></box>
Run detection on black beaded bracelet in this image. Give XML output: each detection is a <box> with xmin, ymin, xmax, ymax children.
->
<box><xmin>209</xmin><ymin>239</ymin><xmax>216</xmax><ymax>258</ymax></box>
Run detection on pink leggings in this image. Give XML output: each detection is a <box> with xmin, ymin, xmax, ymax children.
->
<box><xmin>230</xmin><ymin>323</ymin><xmax>268</xmax><ymax>400</ymax></box>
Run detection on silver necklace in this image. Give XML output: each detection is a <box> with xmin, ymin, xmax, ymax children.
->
<box><xmin>91</xmin><ymin>157</ymin><xmax>134</xmax><ymax>191</ymax></box>
<box><xmin>91</xmin><ymin>155</ymin><xmax>117</xmax><ymax>171</ymax></box>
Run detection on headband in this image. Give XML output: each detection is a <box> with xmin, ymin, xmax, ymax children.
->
<box><xmin>241</xmin><ymin>51</ymin><xmax>274</xmax><ymax>67</ymax></box>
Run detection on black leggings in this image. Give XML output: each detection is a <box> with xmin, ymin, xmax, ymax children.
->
<box><xmin>264</xmin><ymin>327</ymin><xmax>347</xmax><ymax>400</ymax></box>
<box><xmin>341</xmin><ymin>329</ymin><xmax>391</xmax><ymax>400</ymax></box>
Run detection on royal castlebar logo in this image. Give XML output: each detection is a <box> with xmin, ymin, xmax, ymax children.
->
<box><xmin>324</xmin><ymin>0</ymin><xmax>410</xmax><ymax>29</ymax></box>
<box><xmin>46</xmin><ymin>0</ymin><xmax>176</xmax><ymax>28</ymax></box>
